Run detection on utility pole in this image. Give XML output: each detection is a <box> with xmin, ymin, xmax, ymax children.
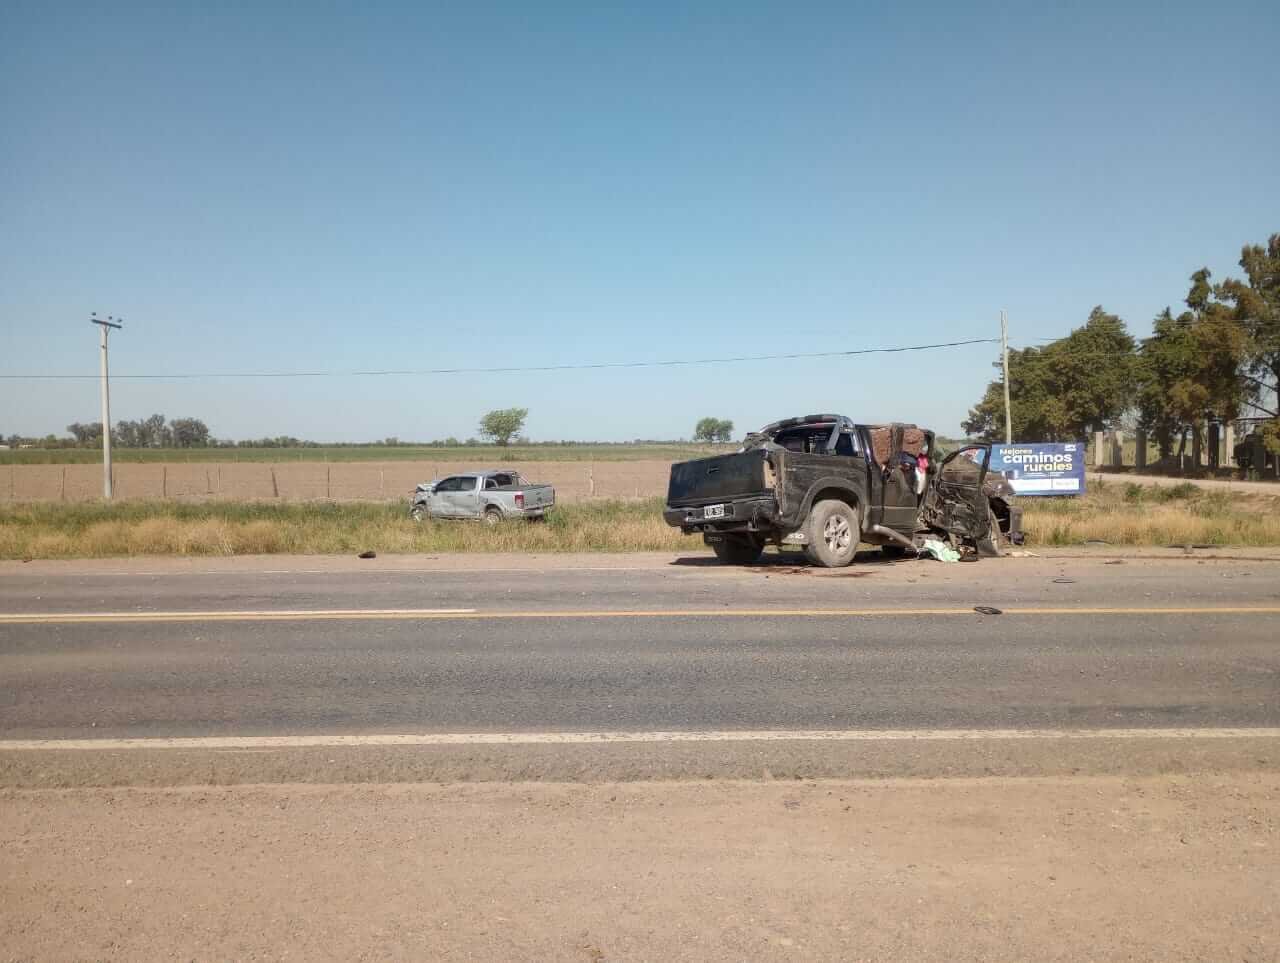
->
<box><xmin>90</xmin><ymin>313</ymin><xmax>123</xmax><ymax>499</ymax></box>
<box><xmin>998</xmin><ymin>309</ymin><xmax>1008</xmax><ymax>445</ymax></box>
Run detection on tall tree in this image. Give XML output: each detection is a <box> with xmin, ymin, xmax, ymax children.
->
<box><xmin>694</xmin><ymin>417</ymin><xmax>734</xmax><ymax>443</ymax></box>
<box><xmin>114</xmin><ymin>420</ymin><xmax>141</xmax><ymax>447</ymax></box>
<box><xmin>1136</xmin><ymin>310</ymin><xmax>1200</xmax><ymax>458</ymax></box>
<box><xmin>964</xmin><ymin>307</ymin><xmax>1137</xmax><ymax>442</ymax></box>
<box><xmin>66</xmin><ymin>422</ymin><xmax>103</xmax><ymax>446</ymax></box>
<box><xmin>169</xmin><ymin>417</ymin><xmax>210</xmax><ymax>448</ymax></box>
<box><xmin>1135</xmin><ymin>267</ymin><xmax>1253</xmax><ymax>459</ymax></box>
<box><xmin>478</xmin><ymin>408</ymin><xmax>528</xmax><ymax>447</ymax></box>
<box><xmin>1216</xmin><ymin>233</ymin><xmax>1280</xmax><ymax>440</ymax></box>
<box><xmin>136</xmin><ymin>413</ymin><xmax>166</xmax><ymax>447</ymax></box>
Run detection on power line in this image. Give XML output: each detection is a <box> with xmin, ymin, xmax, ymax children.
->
<box><xmin>0</xmin><ymin>336</ymin><xmax>1001</xmax><ymax>381</ymax></box>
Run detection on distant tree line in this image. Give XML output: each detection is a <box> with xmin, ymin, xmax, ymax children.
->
<box><xmin>964</xmin><ymin>232</ymin><xmax>1280</xmax><ymax>459</ymax></box>
<box><xmin>62</xmin><ymin>414</ymin><xmax>213</xmax><ymax>449</ymax></box>
<box><xmin>6</xmin><ymin>403</ymin><xmax>724</xmax><ymax>451</ymax></box>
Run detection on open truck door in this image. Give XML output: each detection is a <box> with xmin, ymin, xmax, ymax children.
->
<box><xmin>921</xmin><ymin>445</ymin><xmax>994</xmax><ymax>546</ymax></box>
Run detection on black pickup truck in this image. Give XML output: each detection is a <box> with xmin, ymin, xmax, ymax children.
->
<box><xmin>664</xmin><ymin>414</ymin><xmax>1022</xmax><ymax>567</ymax></box>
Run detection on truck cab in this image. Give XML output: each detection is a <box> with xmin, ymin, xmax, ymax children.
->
<box><xmin>664</xmin><ymin>414</ymin><xmax>1020</xmax><ymax>566</ymax></box>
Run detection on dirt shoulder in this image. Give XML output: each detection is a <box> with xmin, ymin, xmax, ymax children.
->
<box><xmin>3</xmin><ymin>774</ymin><xmax>1276</xmax><ymax>961</ymax></box>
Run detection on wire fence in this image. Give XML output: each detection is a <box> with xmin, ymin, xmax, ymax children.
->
<box><xmin>0</xmin><ymin>460</ymin><xmax>673</xmax><ymax>504</ymax></box>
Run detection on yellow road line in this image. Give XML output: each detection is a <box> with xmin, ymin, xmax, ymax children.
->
<box><xmin>2</xmin><ymin>727</ymin><xmax>1279</xmax><ymax>752</ymax></box>
<box><xmin>1</xmin><ymin>606</ymin><xmax>1279</xmax><ymax>624</ymax></box>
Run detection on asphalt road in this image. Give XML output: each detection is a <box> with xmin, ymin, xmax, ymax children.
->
<box><xmin>3</xmin><ymin>605</ymin><xmax>1279</xmax><ymax>739</ymax></box>
<box><xmin>4</xmin><ymin>551</ymin><xmax>1279</xmax><ymax>960</ymax></box>
<box><xmin>2</xmin><ymin>551</ymin><xmax>1278</xmax><ymax>776</ymax></box>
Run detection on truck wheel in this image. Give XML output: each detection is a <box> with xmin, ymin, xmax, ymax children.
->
<box><xmin>710</xmin><ymin>534</ymin><xmax>764</xmax><ymax>565</ymax></box>
<box><xmin>803</xmin><ymin>499</ymin><xmax>860</xmax><ymax>568</ymax></box>
<box><xmin>483</xmin><ymin>507</ymin><xmax>503</xmax><ymax>526</ymax></box>
<box><xmin>410</xmin><ymin>504</ymin><xmax>428</xmax><ymax>522</ymax></box>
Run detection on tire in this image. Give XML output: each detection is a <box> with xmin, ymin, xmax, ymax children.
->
<box><xmin>483</xmin><ymin>507</ymin><xmax>503</xmax><ymax>526</ymax></box>
<box><xmin>709</xmin><ymin>534</ymin><xmax>764</xmax><ymax>565</ymax></box>
<box><xmin>803</xmin><ymin>499</ymin><xmax>860</xmax><ymax>568</ymax></box>
<box><xmin>409</xmin><ymin>504</ymin><xmax>428</xmax><ymax>522</ymax></box>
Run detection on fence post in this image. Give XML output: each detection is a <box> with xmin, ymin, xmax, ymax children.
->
<box><xmin>588</xmin><ymin>465</ymin><xmax>595</xmax><ymax>497</ymax></box>
<box><xmin>1191</xmin><ymin>428</ymin><xmax>1203</xmax><ymax>469</ymax></box>
<box><xmin>60</xmin><ymin>466</ymin><xmax>66</xmax><ymax>501</ymax></box>
<box><xmin>327</xmin><ymin>465</ymin><xmax>331</xmax><ymax>500</ymax></box>
<box><xmin>162</xmin><ymin>464</ymin><xmax>168</xmax><ymax>499</ymax></box>
<box><xmin>1134</xmin><ymin>429</ymin><xmax>1147</xmax><ymax>471</ymax></box>
<box><xmin>271</xmin><ymin>467</ymin><xmax>279</xmax><ymax>499</ymax></box>
<box><xmin>1208</xmin><ymin>424</ymin><xmax>1221</xmax><ymax>471</ymax></box>
<box><xmin>1093</xmin><ymin>431</ymin><xmax>1106</xmax><ymax>468</ymax></box>
<box><xmin>1110</xmin><ymin>431</ymin><xmax>1124</xmax><ymax>469</ymax></box>
<box><xmin>379</xmin><ymin>469</ymin><xmax>385</xmax><ymax>498</ymax></box>
<box><xmin>1223</xmin><ymin>424</ymin><xmax>1236</xmax><ymax>467</ymax></box>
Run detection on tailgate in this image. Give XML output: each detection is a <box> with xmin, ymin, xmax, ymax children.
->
<box><xmin>667</xmin><ymin>450</ymin><xmax>771</xmax><ymax>506</ymax></box>
<box><xmin>521</xmin><ymin>485</ymin><xmax>555</xmax><ymax>509</ymax></box>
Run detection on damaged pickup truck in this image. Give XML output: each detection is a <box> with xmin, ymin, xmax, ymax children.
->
<box><xmin>664</xmin><ymin>414</ymin><xmax>1022</xmax><ymax>567</ymax></box>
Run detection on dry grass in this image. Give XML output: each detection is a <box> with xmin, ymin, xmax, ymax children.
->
<box><xmin>0</xmin><ymin>499</ymin><xmax>690</xmax><ymax>559</ymax></box>
<box><xmin>1020</xmin><ymin>481</ymin><xmax>1280</xmax><ymax>547</ymax></box>
<box><xmin>2</xmin><ymin>483</ymin><xmax>1277</xmax><ymax>560</ymax></box>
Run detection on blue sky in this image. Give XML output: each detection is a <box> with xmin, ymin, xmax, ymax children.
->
<box><xmin>2</xmin><ymin>1</ymin><xmax>1277</xmax><ymax>442</ymax></box>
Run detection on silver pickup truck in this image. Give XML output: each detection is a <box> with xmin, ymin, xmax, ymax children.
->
<box><xmin>409</xmin><ymin>470</ymin><xmax>555</xmax><ymax>524</ymax></box>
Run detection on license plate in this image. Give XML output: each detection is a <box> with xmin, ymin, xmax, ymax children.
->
<box><xmin>703</xmin><ymin>504</ymin><xmax>726</xmax><ymax>519</ymax></box>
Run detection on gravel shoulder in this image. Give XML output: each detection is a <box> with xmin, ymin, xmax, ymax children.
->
<box><xmin>3</xmin><ymin>774</ymin><xmax>1276</xmax><ymax>961</ymax></box>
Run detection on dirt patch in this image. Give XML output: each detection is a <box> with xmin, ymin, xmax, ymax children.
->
<box><xmin>2</xmin><ymin>775</ymin><xmax>1276</xmax><ymax>960</ymax></box>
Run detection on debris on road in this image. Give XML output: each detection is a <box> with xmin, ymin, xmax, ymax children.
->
<box><xmin>358</xmin><ymin>551</ymin><xmax>376</xmax><ymax>559</ymax></box>
<box><xmin>974</xmin><ymin>605</ymin><xmax>1003</xmax><ymax>615</ymax></box>
<box><xmin>920</xmin><ymin>538</ymin><xmax>960</xmax><ymax>562</ymax></box>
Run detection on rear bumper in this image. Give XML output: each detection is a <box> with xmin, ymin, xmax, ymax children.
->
<box><xmin>511</xmin><ymin>505</ymin><xmax>552</xmax><ymax>518</ymax></box>
<box><xmin>664</xmin><ymin>495</ymin><xmax>780</xmax><ymax>534</ymax></box>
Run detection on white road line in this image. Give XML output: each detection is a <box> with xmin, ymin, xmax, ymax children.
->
<box><xmin>0</xmin><ymin>608</ymin><xmax>478</xmax><ymax>624</ymax></box>
<box><xmin>2</xmin><ymin>605</ymin><xmax>1279</xmax><ymax>624</ymax></box>
<box><xmin>2</xmin><ymin>728</ymin><xmax>1277</xmax><ymax>752</ymax></box>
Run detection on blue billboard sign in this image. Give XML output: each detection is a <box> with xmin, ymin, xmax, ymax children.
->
<box><xmin>990</xmin><ymin>443</ymin><xmax>1086</xmax><ymax>495</ymax></box>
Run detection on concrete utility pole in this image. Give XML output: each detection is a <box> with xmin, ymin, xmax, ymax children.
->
<box><xmin>90</xmin><ymin>314</ymin><xmax>123</xmax><ymax>499</ymax></box>
<box><xmin>998</xmin><ymin>309</ymin><xmax>1008</xmax><ymax>445</ymax></box>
